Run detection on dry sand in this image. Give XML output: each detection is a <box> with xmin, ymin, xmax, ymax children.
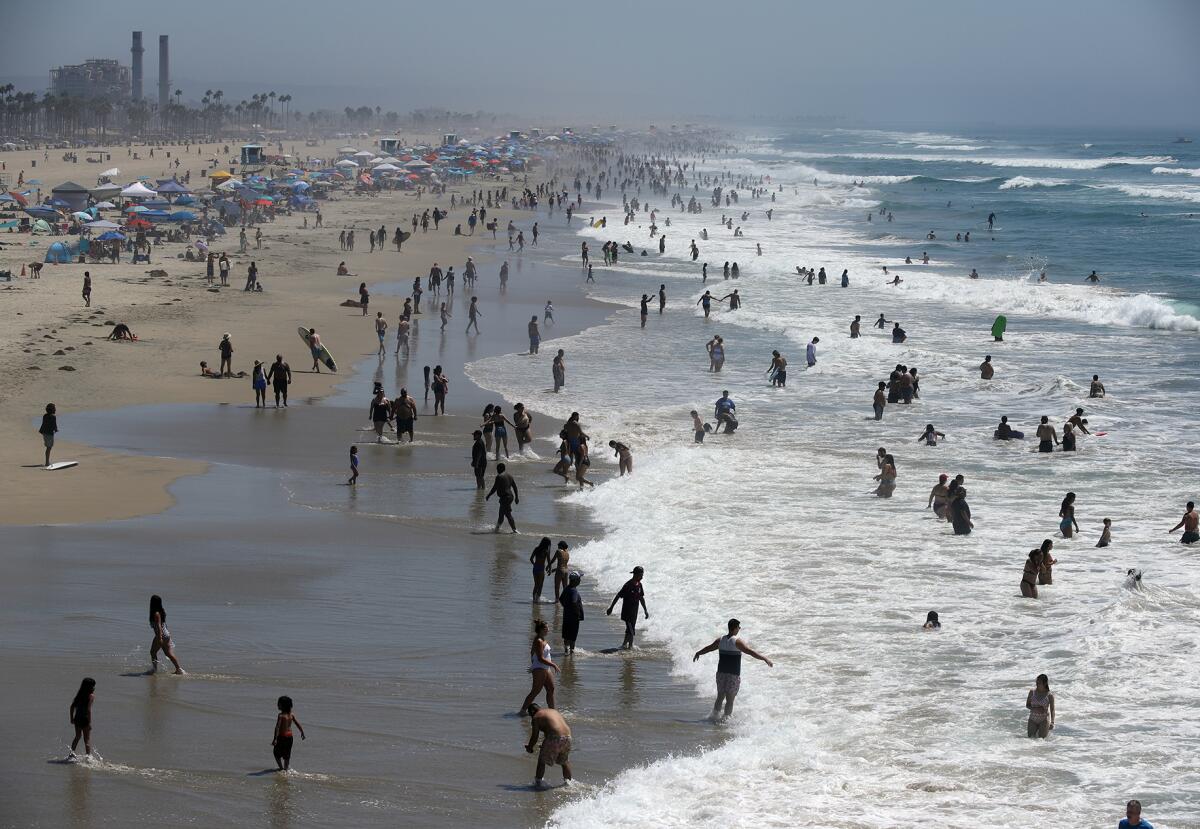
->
<box><xmin>0</xmin><ymin>138</ymin><xmax>536</xmax><ymax>524</ymax></box>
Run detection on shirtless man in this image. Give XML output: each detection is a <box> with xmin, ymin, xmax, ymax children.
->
<box><xmin>1067</xmin><ymin>408</ymin><xmax>1091</xmax><ymax>435</ymax></box>
<box><xmin>980</xmin><ymin>355</ymin><xmax>994</xmax><ymax>379</ymax></box>
<box><xmin>874</xmin><ymin>313</ymin><xmax>889</xmax><ymax>330</ymax></box>
<box><xmin>720</xmin><ymin>289</ymin><xmax>741</xmax><ymax>310</ymax></box>
<box><xmin>1169</xmin><ymin>501</ymin><xmax>1199</xmax><ymax>544</ymax></box>
<box><xmin>850</xmin><ymin>315</ymin><xmax>861</xmax><ymax>338</ymax></box>
<box><xmin>767</xmin><ymin>351</ymin><xmax>787</xmax><ymax>387</ymax></box>
<box><xmin>486</xmin><ymin>463</ymin><xmax>520</xmax><ymax>533</ymax></box>
<box><xmin>1089</xmin><ymin>374</ymin><xmax>1106</xmax><ymax>398</ymax></box>
<box><xmin>1036</xmin><ymin>416</ymin><xmax>1059</xmax><ymax>453</ymax></box>
<box><xmin>524</xmin><ymin>704</ymin><xmax>572</xmax><ymax>788</ymax></box>
<box><xmin>1085</xmin><ymin>270</ymin><xmax>1100</xmax><ymax>283</ymax></box>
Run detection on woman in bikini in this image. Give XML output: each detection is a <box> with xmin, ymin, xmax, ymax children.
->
<box><xmin>1021</xmin><ymin>549</ymin><xmax>1043</xmax><ymax>598</ymax></box>
<box><xmin>69</xmin><ymin>677</ymin><xmax>96</xmax><ymax>757</ymax></box>
<box><xmin>547</xmin><ymin>541</ymin><xmax>571</xmax><ymax>602</ymax></box>
<box><xmin>520</xmin><ymin>620</ymin><xmax>559</xmax><ymax>715</ymax></box>
<box><xmin>529</xmin><ymin>537</ymin><xmax>552</xmax><ymax>603</ymax></box>
<box><xmin>491</xmin><ymin>405</ymin><xmax>515</xmax><ymax>460</ymax></box>
<box><xmin>1059</xmin><ymin>492</ymin><xmax>1079</xmax><ymax>538</ymax></box>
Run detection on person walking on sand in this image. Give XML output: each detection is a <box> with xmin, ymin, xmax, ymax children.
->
<box><xmin>69</xmin><ymin>677</ymin><xmax>96</xmax><ymax>758</ymax></box>
<box><xmin>395</xmin><ymin>315</ymin><xmax>411</xmax><ymax>357</ymax></box>
<box><xmin>252</xmin><ymin>360</ymin><xmax>267</xmax><ymax>407</ymax></box>
<box><xmin>439</xmin><ymin>302</ymin><xmax>451</xmax><ymax>332</ymax></box>
<box><xmin>374</xmin><ymin>312</ymin><xmax>387</xmax><ymax>356</ymax></box>
<box><xmin>267</xmin><ymin>354</ymin><xmax>291</xmax><ymax>407</ymax></box>
<box><xmin>559</xmin><ymin>572</ymin><xmax>584</xmax><ymax>654</ymax></box>
<box><xmin>1025</xmin><ymin>674</ymin><xmax>1055</xmax><ymax>738</ymax></box>
<box><xmin>693</xmin><ymin>618</ymin><xmax>773</xmax><ymax>721</ymax></box>
<box><xmin>218</xmin><ymin>333</ymin><xmax>234</xmax><ymax>377</ymax></box>
<box><xmin>82</xmin><ymin>271</ymin><xmax>92</xmax><ymax>307</ymax></box>
<box><xmin>1168</xmin><ymin>501</ymin><xmax>1199</xmax><ymax>544</ymax></box>
<box><xmin>521</xmin><ymin>620</ymin><xmax>560</xmax><ymax>714</ymax></box>
<box><xmin>607</xmin><ymin>566</ymin><xmax>649</xmax><ymax>650</ymax></box>
<box><xmin>471</xmin><ymin>430</ymin><xmax>488</xmax><ymax>490</ymax></box>
<box><xmin>38</xmin><ymin>403</ymin><xmax>58</xmax><ymax>468</ymax></box>
<box><xmin>553</xmin><ymin>350</ymin><xmax>566</xmax><ymax>393</ymax></box>
<box><xmin>308</xmin><ymin>329</ymin><xmax>324</xmax><ymax>374</ymax></box>
<box><xmin>272</xmin><ymin>696</ymin><xmax>306</xmax><ymax>771</ymax></box>
<box><xmin>524</xmin><ymin>703</ymin><xmax>572</xmax><ymax>789</ymax></box>
<box><xmin>148</xmin><ymin>594</ymin><xmax>185</xmax><ymax>674</ymax></box>
<box><xmin>486</xmin><ymin>462</ymin><xmax>520</xmax><ymax>533</ymax></box>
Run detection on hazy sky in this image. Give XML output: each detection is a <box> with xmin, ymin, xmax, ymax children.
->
<box><xmin>4</xmin><ymin>0</ymin><xmax>1198</xmax><ymax>128</ymax></box>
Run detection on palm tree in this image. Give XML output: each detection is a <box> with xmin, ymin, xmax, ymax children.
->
<box><xmin>268</xmin><ymin>91</ymin><xmax>277</xmax><ymax>126</ymax></box>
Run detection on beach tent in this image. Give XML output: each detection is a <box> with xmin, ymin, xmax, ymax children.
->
<box><xmin>372</xmin><ymin>163</ymin><xmax>401</xmax><ymax>172</ymax></box>
<box><xmin>170</xmin><ymin>211</ymin><xmax>198</xmax><ymax>222</ymax></box>
<box><xmin>174</xmin><ymin>195</ymin><xmax>196</xmax><ymax>205</ymax></box>
<box><xmin>334</xmin><ymin>159</ymin><xmax>358</xmax><ymax>169</ymax></box>
<box><xmin>96</xmin><ymin>231</ymin><xmax>126</xmax><ymax>241</ymax></box>
<box><xmin>156</xmin><ymin>179</ymin><xmax>190</xmax><ymax>195</ymax></box>
<box><xmin>44</xmin><ymin>241</ymin><xmax>72</xmax><ymax>262</ymax></box>
<box><xmin>139</xmin><ymin>210</ymin><xmax>171</xmax><ymax>222</ymax></box>
<box><xmin>25</xmin><ymin>206</ymin><xmax>60</xmax><ymax>220</ymax></box>
<box><xmin>85</xmin><ymin>219</ymin><xmax>121</xmax><ymax>230</ymax></box>
<box><xmin>101</xmin><ymin>167</ymin><xmax>121</xmax><ymax>178</ymax></box>
<box><xmin>90</xmin><ymin>183</ymin><xmax>122</xmax><ymax>199</ymax></box>
<box><xmin>93</xmin><ymin>201</ymin><xmax>116</xmax><ymax>209</ymax></box>
<box><xmin>209</xmin><ymin>170</ymin><xmax>234</xmax><ymax>183</ymax></box>
<box><xmin>51</xmin><ymin>181</ymin><xmax>90</xmax><ymax>211</ymax></box>
<box><xmin>121</xmin><ymin>181</ymin><xmax>157</xmax><ymax>199</ymax></box>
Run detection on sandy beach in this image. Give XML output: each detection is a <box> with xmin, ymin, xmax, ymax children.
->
<box><xmin>0</xmin><ymin>137</ymin><xmax>729</xmax><ymax>826</ymax></box>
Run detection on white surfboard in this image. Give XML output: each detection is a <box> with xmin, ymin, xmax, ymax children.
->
<box><xmin>45</xmin><ymin>461</ymin><xmax>79</xmax><ymax>471</ymax></box>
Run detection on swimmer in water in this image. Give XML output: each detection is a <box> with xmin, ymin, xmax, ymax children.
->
<box><xmin>1036</xmin><ymin>416</ymin><xmax>1059</xmax><ymax>453</ymax></box>
<box><xmin>922</xmin><ymin>611</ymin><xmax>941</xmax><ymax>630</ymax></box>
<box><xmin>1097</xmin><ymin>518</ymin><xmax>1112</xmax><ymax>548</ymax></box>
<box><xmin>1085</xmin><ymin>270</ymin><xmax>1100</xmax><ymax>283</ymax></box>
<box><xmin>928</xmin><ymin>474</ymin><xmax>950</xmax><ymax>519</ymax></box>
<box><xmin>980</xmin><ymin>355</ymin><xmax>994</xmax><ymax>379</ymax></box>
<box><xmin>1169</xmin><ymin>501</ymin><xmax>1199</xmax><ymax>544</ymax></box>
<box><xmin>1089</xmin><ymin>374</ymin><xmax>1106</xmax><ymax>398</ymax></box>
<box><xmin>1059</xmin><ymin>493</ymin><xmax>1079</xmax><ymax>538</ymax></box>
<box><xmin>918</xmin><ymin>424</ymin><xmax>946</xmax><ymax>446</ymax></box>
<box><xmin>1025</xmin><ymin>674</ymin><xmax>1055</xmax><ymax>738</ymax></box>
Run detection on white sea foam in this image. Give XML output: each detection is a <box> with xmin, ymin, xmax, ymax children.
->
<box><xmin>1152</xmin><ymin>166</ymin><xmax>1200</xmax><ymax>177</ymax></box>
<box><xmin>1090</xmin><ymin>183</ymin><xmax>1200</xmax><ymax>204</ymax></box>
<box><xmin>467</xmin><ymin>143</ymin><xmax>1200</xmax><ymax>829</ymax></box>
<box><xmin>999</xmin><ymin>176</ymin><xmax>1072</xmax><ymax>189</ymax></box>
<box><xmin>785</xmin><ymin>150</ymin><xmax>1177</xmax><ymax>170</ymax></box>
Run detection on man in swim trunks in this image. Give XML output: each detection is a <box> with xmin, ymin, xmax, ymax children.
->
<box><xmin>1169</xmin><ymin>501</ymin><xmax>1199</xmax><ymax>544</ymax></box>
<box><xmin>1067</xmin><ymin>408</ymin><xmax>1091</xmax><ymax>435</ymax></box>
<box><xmin>486</xmin><ymin>463</ymin><xmax>520</xmax><ymax>533</ymax></box>
<box><xmin>524</xmin><ymin>703</ymin><xmax>572</xmax><ymax>788</ymax></box>
<box><xmin>1036</xmin><ymin>416</ymin><xmax>1059</xmax><ymax>453</ymax></box>
<box><xmin>850</xmin><ymin>315</ymin><xmax>861</xmax><ymax>338</ymax></box>
<box><xmin>266</xmin><ymin>355</ymin><xmax>291</xmax><ymax>407</ymax></box>
<box><xmin>692</xmin><ymin>618</ymin><xmax>773</xmax><ymax>721</ymax></box>
<box><xmin>714</xmin><ymin>391</ymin><xmax>737</xmax><ymax>433</ymax></box>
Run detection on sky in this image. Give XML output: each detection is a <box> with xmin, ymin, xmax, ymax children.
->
<box><xmin>3</xmin><ymin>0</ymin><xmax>1198</xmax><ymax>129</ymax></box>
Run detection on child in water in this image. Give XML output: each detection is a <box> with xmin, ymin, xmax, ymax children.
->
<box><xmin>348</xmin><ymin>445</ymin><xmax>359</xmax><ymax>485</ymax></box>
<box><xmin>69</xmin><ymin>677</ymin><xmax>96</xmax><ymax>757</ymax></box>
<box><xmin>272</xmin><ymin>696</ymin><xmax>306</xmax><ymax>771</ymax></box>
<box><xmin>1097</xmin><ymin>518</ymin><xmax>1112</xmax><ymax>548</ymax></box>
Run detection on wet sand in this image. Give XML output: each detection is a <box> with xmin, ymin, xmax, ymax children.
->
<box><xmin>0</xmin><ymin>246</ymin><xmax>721</xmax><ymax>826</ymax></box>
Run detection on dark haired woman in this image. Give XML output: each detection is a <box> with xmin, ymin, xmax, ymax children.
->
<box><xmin>1060</xmin><ymin>492</ymin><xmax>1079</xmax><ymax>538</ymax></box>
<box><xmin>1025</xmin><ymin>674</ymin><xmax>1055</xmax><ymax>738</ymax></box>
<box><xmin>529</xmin><ymin>538</ymin><xmax>552</xmax><ymax>603</ymax></box>
<box><xmin>69</xmin><ymin>677</ymin><xmax>96</xmax><ymax>757</ymax></box>
<box><xmin>149</xmin><ymin>594</ymin><xmax>184</xmax><ymax>674</ymax></box>
<box><xmin>520</xmin><ymin>621</ymin><xmax>559</xmax><ymax>715</ymax></box>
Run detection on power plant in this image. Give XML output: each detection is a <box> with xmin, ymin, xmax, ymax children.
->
<box><xmin>157</xmin><ymin>35</ymin><xmax>170</xmax><ymax>111</ymax></box>
<box><xmin>130</xmin><ymin>31</ymin><xmax>144</xmax><ymax>101</ymax></box>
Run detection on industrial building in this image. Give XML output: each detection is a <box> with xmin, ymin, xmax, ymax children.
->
<box><xmin>49</xmin><ymin>58</ymin><xmax>131</xmax><ymax>101</ymax></box>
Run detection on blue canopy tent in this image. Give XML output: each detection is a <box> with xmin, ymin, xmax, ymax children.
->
<box><xmin>155</xmin><ymin>179</ymin><xmax>190</xmax><ymax>194</ymax></box>
<box><xmin>174</xmin><ymin>194</ymin><xmax>196</xmax><ymax>205</ymax></box>
<box><xmin>139</xmin><ymin>210</ymin><xmax>172</xmax><ymax>222</ymax></box>
<box><xmin>169</xmin><ymin>211</ymin><xmax>198</xmax><ymax>222</ymax></box>
<box><xmin>96</xmin><ymin>231</ymin><xmax>126</xmax><ymax>241</ymax></box>
<box><xmin>25</xmin><ymin>206</ymin><xmax>61</xmax><ymax>220</ymax></box>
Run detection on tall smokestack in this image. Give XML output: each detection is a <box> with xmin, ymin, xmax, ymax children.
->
<box><xmin>131</xmin><ymin>31</ymin><xmax>144</xmax><ymax>101</ymax></box>
<box><xmin>158</xmin><ymin>35</ymin><xmax>169</xmax><ymax>112</ymax></box>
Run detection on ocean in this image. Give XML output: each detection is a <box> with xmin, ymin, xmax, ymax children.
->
<box><xmin>466</xmin><ymin>127</ymin><xmax>1200</xmax><ymax>827</ymax></box>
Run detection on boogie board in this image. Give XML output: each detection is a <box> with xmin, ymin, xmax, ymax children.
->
<box><xmin>45</xmin><ymin>461</ymin><xmax>79</xmax><ymax>471</ymax></box>
<box><xmin>991</xmin><ymin>315</ymin><xmax>1007</xmax><ymax>340</ymax></box>
<box><xmin>297</xmin><ymin>326</ymin><xmax>337</xmax><ymax>372</ymax></box>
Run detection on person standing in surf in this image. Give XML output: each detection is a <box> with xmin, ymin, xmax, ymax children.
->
<box><xmin>1169</xmin><ymin>501</ymin><xmax>1199</xmax><ymax>544</ymax></box>
<box><xmin>69</xmin><ymin>677</ymin><xmax>96</xmax><ymax>757</ymax></box>
<box><xmin>607</xmin><ymin>566</ymin><xmax>649</xmax><ymax>650</ymax></box>
<box><xmin>559</xmin><ymin>572</ymin><xmax>584</xmax><ymax>654</ymax></box>
<box><xmin>1025</xmin><ymin>674</ymin><xmax>1055</xmax><ymax>738</ymax></box>
<box><xmin>524</xmin><ymin>703</ymin><xmax>572</xmax><ymax>788</ymax></box>
<box><xmin>149</xmin><ymin>594</ymin><xmax>184</xmax><ymax>674</ymax></box>
<box><xmin>520</xmin><ymin>620</ymin><xmax>559</xmax><ymax>715</ymax></box>
<box><xmin>471</xmin><ymin>430</ymin><xmax>488</xmax><ymax>490</ymax></box>
<box><xmin>267</xmin><ymin>355</ymin><xmax>291</xmax><ymax>407</ymax></box>
<box><xmin>529</xmin><ymin>538</ymin><xmax>552</xmax><ymax>603</ymax></box>
<box><xmin>486</xmin><ymin>462</ymin><xmax>520</xmax><ymax>533</ymax></box>
<box><xmin>692</xmin><ymin>618</ymin><xmax>773</xmax><ymax>721</ymax></box>
<box><xmin>272</xmin><ymin>695</ymin><xmax>306</xmax><ymax>771</ymax></box>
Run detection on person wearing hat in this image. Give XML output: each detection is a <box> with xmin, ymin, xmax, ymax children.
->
<box><xmin>559</xmin><ymin>572</ymin><xmax>584</xmax><ymax>654</ymax></box>
<box><xmin>218</xmin><ymin>333</ymin><xmax>233</xmax><ymax>377</ymax></box>
<box><xmin>607</xmin><ymin>567</ymin><xmax>649</xmax><ymax>650</ymax></box>
<box><xmin>692</xmin><ymin>618</ymin><xmax>773</xmax><ymax>721</ymax></box>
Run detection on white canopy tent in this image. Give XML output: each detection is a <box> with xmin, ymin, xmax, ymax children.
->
<box><xmin>120</xmin><ymin>181</ymin><xmax>157</xmax><ymax>198</ymax></box>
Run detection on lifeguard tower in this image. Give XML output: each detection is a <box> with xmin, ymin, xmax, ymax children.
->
<box><xmin>239</xmin><ymin>144</ymin><xmax>265</xmax><ymax>167</ymax></box>
<box><xmin>379</xmin><ymin>137</ymin><xmax>401</xmax><ymax>154</ymax></box>
<box><xmin>441</xmin><ymin>133</ymin><xmax>457</xmax><ymax>147</ymax></box>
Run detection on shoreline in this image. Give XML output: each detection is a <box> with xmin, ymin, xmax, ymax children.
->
<box><xmin>1</xmin><ymin>147</ymin><xmax>725</xmax><ymax>826</ymax></box>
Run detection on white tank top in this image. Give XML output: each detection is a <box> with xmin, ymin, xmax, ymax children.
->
<box><xmin>531</xmin><ymin>641</ymin><xmax>553</xmax><ymax>671</ymax></box>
